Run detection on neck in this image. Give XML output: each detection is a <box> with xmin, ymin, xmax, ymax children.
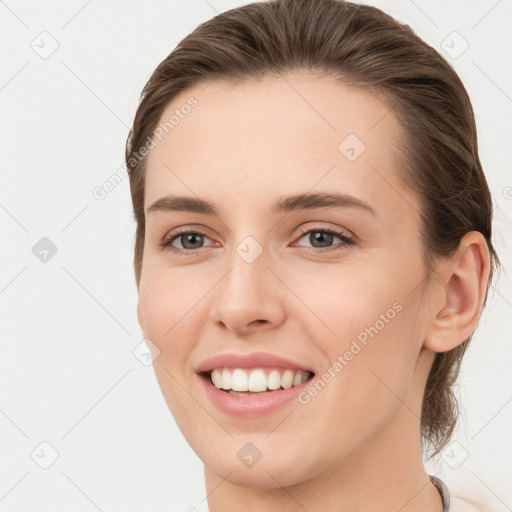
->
<box><xmin>204</xmin><ymin>347</ymin><xmax>443</xmax><ymax>512</ymax></box>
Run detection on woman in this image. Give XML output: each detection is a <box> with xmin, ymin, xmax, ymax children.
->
<box><xmin>126</xmin><ymin>0</ymin><xmax>500</xmax><ymax>510</ymax></box>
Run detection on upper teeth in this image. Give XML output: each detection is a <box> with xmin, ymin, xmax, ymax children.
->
<box><xmin>210</xmin><ymin>367</ymin><xmax>311</xmax><ymax>392</ymax></box>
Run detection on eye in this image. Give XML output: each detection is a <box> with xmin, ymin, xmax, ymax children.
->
<box><xmin>293</xmin><ymin>225</ymin><xmax>355</xmax><ymax>254</ymax></box>
<box><xmin>160</xmin><ymin>227</ymin><xmax>216</xmax><ymax>253</ymax></box>
<box><xmin>160</xmin><ymin>224</ymin><xmax>356</xmax><ymax>255</ymax></box>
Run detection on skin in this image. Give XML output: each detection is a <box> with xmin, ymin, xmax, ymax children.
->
<box><xmin>136</xmin><ymin>71</ymin><xmax>490</xmax><ymax>512</ymax></box>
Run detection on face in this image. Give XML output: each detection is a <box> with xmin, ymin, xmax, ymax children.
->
<box><xmin>137</xmin><ymin>72</ymin><xmax>434</xmax><ymax>488</ymax></box>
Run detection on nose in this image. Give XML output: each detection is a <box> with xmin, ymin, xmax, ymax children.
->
<box><xmin>208</xmin><ymin>241</ymin><xmax>286</xmax><ymax>335</ymax></box>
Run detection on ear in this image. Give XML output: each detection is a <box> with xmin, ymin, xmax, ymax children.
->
<box><xmin>423</xmin><ymin>231</ymin><xmax>491</xmax><ymax>353</ymax></box>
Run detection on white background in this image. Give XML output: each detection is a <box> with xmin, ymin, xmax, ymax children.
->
<box><xmin>1</xmin><ymin>0</ymin><xmax>511</xmax><ymax>510</ymax></box>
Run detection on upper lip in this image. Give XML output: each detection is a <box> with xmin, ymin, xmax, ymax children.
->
<box><xmin>196</xmin><ymin>352</ymin><xmax>315</xmax><ymax>374</ymax></box>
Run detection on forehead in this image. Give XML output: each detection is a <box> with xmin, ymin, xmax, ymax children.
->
<box><xmin>143</xmin><ymin>72</ymin><xmax>414</xmax><ymax>218</ymax></box>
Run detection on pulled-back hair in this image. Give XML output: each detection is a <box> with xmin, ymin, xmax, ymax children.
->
<box><xmin>125</xmin><ymin>0</ymin><xmax>499</xmax><ymax>457</ymax></box>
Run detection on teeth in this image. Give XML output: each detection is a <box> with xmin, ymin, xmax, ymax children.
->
<box><xmin>232</xmin><ymin>368</ymin><xmax>248</xmax><ymax>391</ymax></box>
<box><xmin>292</xmin><ymin>371</ymin><xmax>303</xmax><ymax>386</ymax></box>
<box><xmin>281</xmin><ymin>369</ymin><xmax>294</xmax><ymax>389</ymax></box>
<box><xmin>209</xmin><ymin>367</ymin><xmax>311</xmax><ymax>392</ymax></box>
<box><xmin>211</xmin><ymin>368</ymin><xmax>223</xmax><ymax>389</ymax></box>
<box><xmin>248</xmin><ymin>369</ymin><xmax>267</xmax><ymax>392</ymax></box>
<box><xmin>221</xmin><ymin>368</ymin><xmax>232</xmax><ymax>390</ymax></box>
<box><xmin>267</xmin><ymin>369</ymin><xmax>281</xmax><ymax>390</ymax></box>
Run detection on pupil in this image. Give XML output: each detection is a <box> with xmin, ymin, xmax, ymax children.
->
<box><xmin>183</xmin><ymin>233</ymin><xmax>203</xmax><ymax>249</ymax></box>
<box><xmin>311</xmin><ymin>231</ymin><xmax>333</xmax><ymax>248</ymax></box>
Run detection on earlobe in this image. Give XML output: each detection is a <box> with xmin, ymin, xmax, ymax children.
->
<box><xmin>423</xmin><ymin>231</ymin><xmax>491</xmax><ymax>353</ymax></box>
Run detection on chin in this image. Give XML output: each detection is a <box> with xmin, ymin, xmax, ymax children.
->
<box><xmin>209</xmin><ymin>462</ymin><xmax>305</xmax><ymax>489</ymax></box>
<box><xmin>199</xmin><ymin>442</ymin><xmax>315</xmax><ymax>489</ymax></box>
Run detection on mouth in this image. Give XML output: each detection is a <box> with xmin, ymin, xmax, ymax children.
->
<box><xmin>195</xmin><ymin>352</ymin><xmax>317</xmax><ymax>416</ymax></box>
<box><xmin>199</xmin><ymin>367</ymin><xmax>315</xmax><ymax>395</ymax></box>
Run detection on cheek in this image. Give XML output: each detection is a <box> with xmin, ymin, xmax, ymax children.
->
<box><xmin>294</xmin><ymin>262</ymin><xmax>425</xmax><ymax>425</ymax></box>
<box><xmin>295</xmin><ymin>306</ymin><xmax>422</xmax><ymax>460</ymax></box>
<box><xmin>288</xmin><ymin>260</ymin><xmax>407</xmax><ymax>345</ymax></box>
<box><xmin>138</xmin><ymin>269</ymin><xmax>204</xmax><ymax>427</ymax></box>
<box><xmin>138</xmin><ymin>263</ymin><xmax>204</xmax><ymax>348</ymax></box>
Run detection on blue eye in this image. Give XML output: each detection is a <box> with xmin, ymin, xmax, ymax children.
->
<box><xmin>161</xmin><ymin>229</ymin><xmax>215</xmax><ymax>252</ymax></box>
<box><xmin>295</xmin><ymin>228</ymin><xmax>355</xmax><ymax>253</ymax></box>
<box><xmin>160</xmin><ymin>226</ymin><xmax>355</xmax><ymax>255</ymax></box>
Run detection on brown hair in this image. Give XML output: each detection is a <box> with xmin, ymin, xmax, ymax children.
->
<box><xmin>125</xmin><ymin>0</ymin><xmax>500</xmax><ymax>457</ymax></box>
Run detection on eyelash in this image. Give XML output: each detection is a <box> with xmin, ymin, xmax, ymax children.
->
<box><xmin>160</xmin><ymin>224</ymin><xmax>356</xmax><ymax>256</ymax></box>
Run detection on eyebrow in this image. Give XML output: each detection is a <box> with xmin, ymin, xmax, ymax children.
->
<box><xmin>146</xmin><ymin>192</ymin><xmax>376</xmax><ymax>217</ymax></box>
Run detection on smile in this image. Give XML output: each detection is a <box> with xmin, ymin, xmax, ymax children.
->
<box><xmin>207</xmin><ymin>367</ymin><xmax>313</xmax><ymax>394</ymax></box>
<box><xmin>198</xmin><ymin>368</ymin><xmax>315</xmax><ymax>417</ymax></box>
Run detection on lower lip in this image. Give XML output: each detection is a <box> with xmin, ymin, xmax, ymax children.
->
<box><xmin>198</xmin><ymin>373</ymin><xmax>314</xmax><ymax>417</ymax></box>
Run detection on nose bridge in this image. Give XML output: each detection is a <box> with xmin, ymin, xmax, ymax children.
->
<box><xmin>223</xmin><ymin>233</ymin><xmax>270</xmax><ymax>301</ymax></box>
<box><xmin>209</xmin><ymin>231</ymin><xmax>284</xmax><ymax>332</ymax></box>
